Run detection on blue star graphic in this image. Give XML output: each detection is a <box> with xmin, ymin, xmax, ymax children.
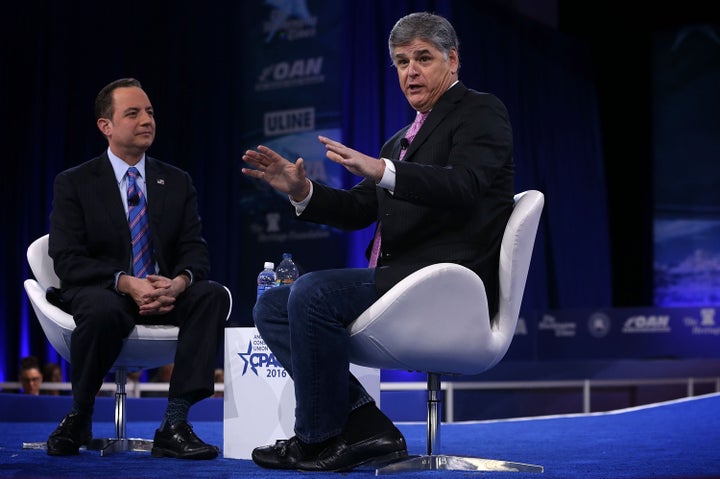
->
<box><xmin>238</xmin><ymin>341</ymin><xmax>258</xmax><ymax>376</ymax></box>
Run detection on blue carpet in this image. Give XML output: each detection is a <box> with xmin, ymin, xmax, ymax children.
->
<box><xmin>1</xmin><ymin>393</ymin><xmax>719</xmax><ymax>478</ymax></box>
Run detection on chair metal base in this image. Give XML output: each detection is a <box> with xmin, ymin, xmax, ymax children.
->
<box><xmin>372</xmin><ymin>374</ymin><xmax>544</xmax><ymax>475</ymax></box>
<box><xmin>22</xmin><ymin>369</ymin><xmax>155</xmax><ymax>457</ymax></box>
<box><xmin>88</xmin><ymin>437</ymin><xmax>154</xmax><ymax>456</ymax></box>
<box><xmin>21</xmin><ymin>441</ymin><xmax>47</xmax><ymax>450</ymax></box>
<box><xmin>22</xmin><ymin>438</ymin><xmax>154</xmax><ymax>456</ymax></box>
<box><xmin>376</xmin><ymin>454</ymin><xmax>544</xmax><ymax>475</ymax></box>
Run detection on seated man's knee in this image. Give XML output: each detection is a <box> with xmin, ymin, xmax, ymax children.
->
<box><xmin>209</xmin><ymin>281</ymin><xmax>231</xmax><ymax>307</ymax></box>
<box><xmin>72</xmin><ymin>290</ymin><xmax>134</xmax><ymax>333</ymax></box>
<box><xmin>195</xmin><ymin>280</ymin><xmax>232</xmax><ymax>319</ymax></box>
<box><xmin>253</xmin><ymin>284</ymin><xmax>290</xmax><ymax>326</ymax></box>
<box><xmin>74</xmin><ymin>305</ymin><xmax>135</xmax><ymax>337</ymax></box>
<box><xmin>287</xmin><ymin>272</ymin><xmax>317</xmax><ymax>298</ymax></box>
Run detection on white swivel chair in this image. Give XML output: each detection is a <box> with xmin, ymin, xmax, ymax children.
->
<box><xmin>22</xmin><ymin>234</ymin><xmax>232</xmax><ymax>456</ymax></box>
<box><xmin>348</xmin><ymin>190</ymin><xmax>545</xmax><ymax>474</ymax></box>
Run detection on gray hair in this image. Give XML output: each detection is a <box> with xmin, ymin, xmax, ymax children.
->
<box><xmin>388</xmin><ymin>12</ymin><xmax>460</xmax><ymax>61</ymax></box>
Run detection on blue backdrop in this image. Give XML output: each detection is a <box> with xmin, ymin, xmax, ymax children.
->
<box><xmin>652</xmin><ymin>24</ymin><xmax>720</xmax><ymax>306</ymax></box>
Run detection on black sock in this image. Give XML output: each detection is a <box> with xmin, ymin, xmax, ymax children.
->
<box><xmin>342</xmin><ymin>402</ymin><xmax>397</xmax><ymax>443</ymax></box>
<box><xmin>163</xmin><ymin>398</ymin><xmax>191</xmax><ymax>427</ymax></box>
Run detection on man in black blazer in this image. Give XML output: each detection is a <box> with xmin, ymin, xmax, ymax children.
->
<box><xmin>46</xmin><ymin>78</ymin><xmax>229</xmax><ymax>459</ymax></box>
<box><xmin>241</xmin><ymin>12</ymin><xmax>513</xmax><ymax>472</ymax></box>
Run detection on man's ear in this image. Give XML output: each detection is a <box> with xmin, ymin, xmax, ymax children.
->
<box><xmin>448</xmin><ymin>48</ymin><xmax>459</xmax><ymax>72</ymax></box>
<box><xmin>97</xmin><ymin>118</ymin><xmax>112</xmax><ymax>136</ymax></box>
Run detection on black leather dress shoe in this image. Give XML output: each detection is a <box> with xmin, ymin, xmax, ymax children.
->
<box><xmin>252</xmin><ymin>428</ymin><xmax>408</xmax><ymax>472</ymax></box>
<box><xmin>47</xmin><ymin>412</ymin><xmax>92</xmax><ymax>456</ymax></box>
<box><xmin>300</xmin><ymin>429</ymin><xmax>408</xmax><ymax>472</ymax></box>
<box><xmin>252</xmin><ymin>436</ymin><xmax>310</xmax><ymax>469</ymax></box>
<box><xmin>151</xmin><ymin>421</ymin><xmax>218</xmax><ymax>460</ymax></box>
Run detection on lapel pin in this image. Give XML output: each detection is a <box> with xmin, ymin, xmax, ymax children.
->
<box><xmin>157</xmin><ymin>179</ymin><xmax>165</xmax><ymax>185</ymax></box>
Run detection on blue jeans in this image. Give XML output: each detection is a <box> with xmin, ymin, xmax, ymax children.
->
<box><xmin>253</xmin><ymin>267</ymin><xmax>379</xmax><ymax>443</ymax></box>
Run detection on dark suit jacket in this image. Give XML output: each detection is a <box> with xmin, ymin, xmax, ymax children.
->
<box><xmin>299</xmin><ymin>83</ymin><xmax>514</xmax><ymax>315</ymax></box>
<box><xmin>49</xmin><ymin>152</ymin><xmax>210</xmax><ymax>303</ymax></box>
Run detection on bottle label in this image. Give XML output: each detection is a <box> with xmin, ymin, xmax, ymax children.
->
<box><xmin>257</xmin><ymin>284</ymin><xmax>276</xmax><ymax>300</ymax></box>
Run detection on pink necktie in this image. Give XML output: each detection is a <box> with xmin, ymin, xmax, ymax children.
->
<box><xmin>369</xmin><ymin>111</ymin><xmax>429</xmax><ymax>267</ymax></box>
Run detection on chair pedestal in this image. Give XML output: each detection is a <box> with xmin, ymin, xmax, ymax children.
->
<box><xmin>21</xmin><ymin>442</ymin><xmax>46</xmax><ymax>450</ymax></box>
<box><xmin>377</xmin><ymin>454</ymin><xmax>544</xmax><ymax>474</ymax></box>
<box><xmin>86</xmin><ymin>367</ymin><xmax>156</xmax><ymax>456</ymax></box>
<box><xmin>23</xmin><ymin>368</ymin><xmax>156</xmax><ymax>456</ymax></box>
<box><xmin>375</xmin><ymin>373</ymin><xmax>543</xmax><ymax>475</ymax></box>
<box><xmin>87</xmin><ymin>438</ymin><xmax>154</xmax><ymax>456</ymax></box>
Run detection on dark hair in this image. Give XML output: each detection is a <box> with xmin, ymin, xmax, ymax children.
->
<box><xmin>94</xmin><ymin>78</ymin><xmax>143</xmax><ymax>121</ymax></box>
<box><xmin>19</xmin><ymin>356</ymin><xmax>41</xmax><ymax>372</ymax></box>
<box><xmin>388</xmin><ymin>12</ymin><xmax>460</xmax><ymax>61</ymax></box>
<box><xmin>42</xmin><ymin>362</ymin><xmax>61</xmax><ymax>380</ymax></box>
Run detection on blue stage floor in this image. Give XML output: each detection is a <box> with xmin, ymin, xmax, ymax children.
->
<box><xmin>1</xmin><ymin>393</ymin><xmax>720</xmax><ymax>478</ymax></box>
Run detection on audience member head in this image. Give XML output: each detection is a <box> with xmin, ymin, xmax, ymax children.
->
<box><xmin>152</xmin><ymin>363</ymin><xmax>174</xmax><ymax>383</ymax></box>
<box><xmin>19</xmin><ymin>356</ymin><xmax>43</xmax><ymax>395</ymax></box>
<box><xmin>43</xmin><ymin>362</ymin><xmax>62</xmax><ymax>382</ymax></box>
<box><xmin>42</xmin><ymin>362</ymin><xmax>63</xmax><ymax>395</ymax></box>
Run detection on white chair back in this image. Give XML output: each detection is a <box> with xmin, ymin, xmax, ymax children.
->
<box><xmin>490</xmin><ymin>189</ymin><xmax>545</xmax><ymax>367</ymax></box>
<box><xmin>25</xmin><ymin>235</ymin><xmax>74</xmax><ymax>361</ymax></box>
<box><xmin>348</xmin><ymin>190</ymin><xmax>544</xmax><ymax>376</ymax></box>
<box><xmin>27</xmin><ymin>235</ymin><xmax>60</xmax><ymax>290</ymax></box>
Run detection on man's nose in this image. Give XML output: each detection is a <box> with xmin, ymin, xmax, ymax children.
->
<box><xmin>140</xmin><ymin>111</ymin><xmax>154</xmax><ymax>123</ymax></box>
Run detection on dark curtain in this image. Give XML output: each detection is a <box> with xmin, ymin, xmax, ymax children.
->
<box><xmin>0</xmin><ymin>0</ymin><xmax>611</xmax><ymax>380</ymax></box>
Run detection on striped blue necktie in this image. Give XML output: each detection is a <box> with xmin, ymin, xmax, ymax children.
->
<box><xmin>127</xmin><ymin>167</ymin><xmax>153</xmax><ymax>278</ymax></box>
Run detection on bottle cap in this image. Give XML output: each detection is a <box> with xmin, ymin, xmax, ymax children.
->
<box><xmin>264</xmin><ymin>262</ymin><xmax>275</xmax><ymax>269</ymax></box>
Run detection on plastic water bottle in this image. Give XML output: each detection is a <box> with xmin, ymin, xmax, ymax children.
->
<box><xmin>275</xmin><ymin>253</ymin><xmax>299</xmax><ymax>286</ymax></box>
<box><xmin>256</xmin><ymin>261</ymin><xmax>277</xmax><ymax>300</ymax></box>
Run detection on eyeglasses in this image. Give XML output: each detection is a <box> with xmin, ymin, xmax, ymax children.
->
<box><xmin>20</xmin><ymin>376</ymin><xmax>42</xmax><ymax>383</ymax></box>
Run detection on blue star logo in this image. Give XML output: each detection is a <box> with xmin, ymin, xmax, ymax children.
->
<box><xmin>238</xmin><ymin>341</ymin><xmax>257</xmax><ymax>376</ymax></box>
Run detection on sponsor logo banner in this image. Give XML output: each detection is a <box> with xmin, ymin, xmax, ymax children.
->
<box><xmin>533</xmin><ymin>307</ymin><xmax>720</xmax><ymax>359</ymax></box>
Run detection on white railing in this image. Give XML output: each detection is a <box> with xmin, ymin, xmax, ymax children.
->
<box><xmin>0</xmin><ymin>381</ymin><xmax>224</xmax><ymax>398</ymax></box>
<box><xmin>380</xmin><ymin>376</ymin><xmax>720</xmax><ymax>421</ymax></box>
<box><xmin>3</xmin><ymin>376</ymin><xmax>718</xmax><ymax>420</ymax></box>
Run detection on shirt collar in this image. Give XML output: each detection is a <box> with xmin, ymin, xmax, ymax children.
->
<box><xmin>107</xmin><ymin>148</ymin><xmax>147</xmax><ymax>184</ymax></box>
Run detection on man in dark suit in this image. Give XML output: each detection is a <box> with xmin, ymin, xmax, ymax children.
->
<box><xmin>46</xmin><ymin>78</ymin><xmax>229</xmax><ymax>459</ymax></box>
<box><xmin>241</xmin><ymin>12</ymin><xmax>513</xmax><ymax>471</ymax></box>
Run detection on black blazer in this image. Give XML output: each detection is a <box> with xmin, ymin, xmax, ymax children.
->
<box><xmin>49</xmin><ymin>152</ymin><xmax>210</xmax><ymax>301</ymax></box>
<box><xmin>300</xmin><ymin>83</ymin><xmax>514</xmax><ymax>314</ymax></box>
